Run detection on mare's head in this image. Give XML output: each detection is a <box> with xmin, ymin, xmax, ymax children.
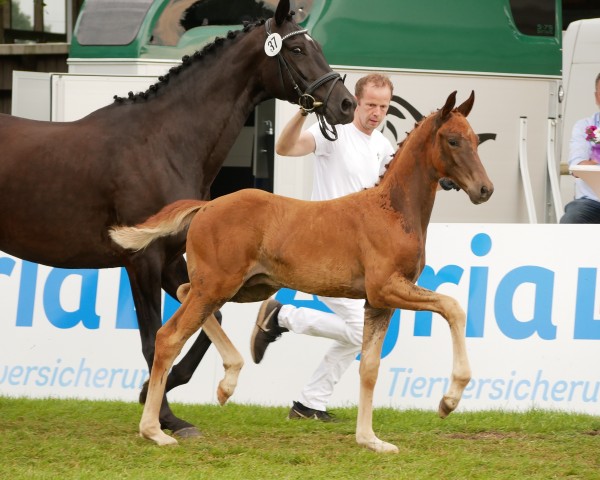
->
<box><xmin>430</xmin><ymin>91</ymin><xmax>493</xmax><ymax>204</ymax></box>
<box><xmin>261</xmin><ymin>0</ymin><xmax>355</xmax><ymax>126</ymax></box>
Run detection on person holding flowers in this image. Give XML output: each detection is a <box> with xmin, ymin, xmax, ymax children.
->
<box><xmin>561</xmin><ymin>72</ymin><xmax>600</xmax><ymax>223</ymax></box>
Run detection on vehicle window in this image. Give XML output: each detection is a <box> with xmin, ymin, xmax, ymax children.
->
<box><xmin>76</xmin><ymin>0</ymin><xmax>154</xmax><ymax>45</ymax></box>
<box><xmin>180</xmin><ymin>0</ymin><xmax>311</xmax><ymax>29</ymax></box>
<box><xmin>509</xmin><ymin>0</ymin><xmax>556</xmax><ymax>37</ymax></box>
<box><xmin>180</xmin><ymin>0</ymin><xmax>275</xmax><ymax>30</ymax></box>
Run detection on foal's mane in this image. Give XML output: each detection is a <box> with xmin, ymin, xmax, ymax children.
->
<box><xmin>113</xmin><ymin>13</ymin><xmax>294</xmax><ymax>104</ymax></box>
<box><xmin>372</xmin><ymin>111</ymin><xmax>436</xmax><ymax>187</ymax></box>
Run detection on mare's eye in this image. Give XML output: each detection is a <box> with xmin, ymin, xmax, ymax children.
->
<box><xmin>448</xmin><ymin>139</ymin><xmax>459</xmax><ymax>147</ymax></box>
<box><xmin>291</xmin><ymin>47</ymin><xmax>302</xmax><ymax>54</ymax></box>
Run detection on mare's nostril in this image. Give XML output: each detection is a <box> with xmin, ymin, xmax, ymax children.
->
<box><xmin>342</xmin><ymin>97</ymin><xmax>355</xmax><ymax>113</ymax></box>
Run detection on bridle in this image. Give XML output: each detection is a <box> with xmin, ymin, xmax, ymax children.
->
<box><xmin>265</xmin><ymin>18</ymin><xmax>344</xmax><ymax>141</ymax></box>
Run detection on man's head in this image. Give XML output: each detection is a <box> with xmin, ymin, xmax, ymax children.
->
<box><xmin>353</xmin><ymin>74</ymin><xmax>394</xmax><ymax>135</ymax></box>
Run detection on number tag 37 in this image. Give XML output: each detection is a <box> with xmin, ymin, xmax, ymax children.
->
<box><xmin>264</xmin><ymin>33</ymin><xmax>282</xmax><ymax>56</ymax></box>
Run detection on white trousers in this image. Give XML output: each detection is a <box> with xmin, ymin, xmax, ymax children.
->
<box><xmin>278</xmin><ymin>296</ymin><xmax>365</xmax><ymax>411</ymax></box>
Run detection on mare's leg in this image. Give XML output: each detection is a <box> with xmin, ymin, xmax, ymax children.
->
<box><xmin>355</xmin><ymin>305</ymin><xmax>397</xmax><ymax>453</ymax></box>
<box><xmin>125</xmin><ymin>256</ymin><xmax>195</xmax><ymax>436</ymax></box>
<box><xmin>379</xmin><ymin>274</ymin><xmax>471</xmax><ymax>417</ymax></box>
<box><xmin>139</xmin><ymin>290</ymin><xmax>210</xmax><ymax>446</ymax></box>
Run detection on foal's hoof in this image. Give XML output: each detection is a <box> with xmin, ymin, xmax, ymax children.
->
<box><xmin>217</xmin><ymin>385</ymin><xmax>234</xmax><ymax>406</ymax></box>
<box><xmin>438</xmin><ymin>396</ymin><xmax>456</xmax><ymax>418</ymax></box>
<box><xmin>173</xmin><ymin>426</ymin><xmax>202</xmax><ymax>439</ymax></box>
<box><xmin>356</xmin><ymin>436</ymin><xmax>399</xmax><ymax>454</ymax></box>
<box><xmin>141</xmin><ymin>431</ymin><xmax>179</xmax><ymax>446</ymax></box>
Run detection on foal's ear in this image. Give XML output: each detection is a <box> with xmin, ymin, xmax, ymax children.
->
<box><xmin>456</xmin><ymin>90</ymin><xmax>475</xmax><ymax>118</ymax></box>
<box><xmin>440</xmin><ymin>91</ymin><xmax>457</xmax><ymax>122</ymax></box>
<box><xmin>275</xmin><ymin>0</ymin><xmax>291</xmax><ymax>26</ymax></box>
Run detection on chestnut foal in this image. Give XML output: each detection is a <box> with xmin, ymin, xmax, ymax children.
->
<box><xmin>110</xmin><ymin>91</ymin><xmax>493</xmax><ymax>453</ymax></box>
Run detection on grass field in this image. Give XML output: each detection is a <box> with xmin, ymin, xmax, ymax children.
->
<box><xmin>1</xmin><ymin>396</ymin><xmax>599</xmax><ymax>479</ymax></box>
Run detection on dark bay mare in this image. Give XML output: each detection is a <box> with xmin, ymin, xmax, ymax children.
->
<box><xmin>0</xmin><ymin>0</ymin><xmax>354</xmax><ymax>436</ymax></box>
<box><xmin>110</xmin><ymin>91</ymin><xmax>493</xmax><ymax>452</ymax></box>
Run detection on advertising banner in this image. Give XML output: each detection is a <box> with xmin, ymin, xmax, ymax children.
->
<box><xmin>1</xmin><ymin>224</ymin><xmax>599</xmax><ymax>415</ymax></box>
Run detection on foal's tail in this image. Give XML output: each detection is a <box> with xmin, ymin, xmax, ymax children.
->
<box><xmin>109</xmin><ymin>199</ymin><xmax>207</xmax><ymax>252</ymax></box>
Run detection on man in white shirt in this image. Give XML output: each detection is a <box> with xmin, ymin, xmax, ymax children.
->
<box><xmin>561</xmin><ymin>72</ymin><xmax>600</xmax><ymax>223</ymax></box>
<box><xmin>250</xmin><ymin>74</ymin><xmax>395</xmax><ymax>421</ymax></box>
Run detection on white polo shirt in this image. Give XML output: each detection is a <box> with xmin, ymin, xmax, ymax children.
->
<box><xmin>308</xmin><ymin>122</ymin><xmax>395</xmax><ymax>201</ymax></box>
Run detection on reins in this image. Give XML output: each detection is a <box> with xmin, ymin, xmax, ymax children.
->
<box><xmin>265</xmin><ymin>18</ymin><xmax>343</xmax><ymax>141</ymax></box>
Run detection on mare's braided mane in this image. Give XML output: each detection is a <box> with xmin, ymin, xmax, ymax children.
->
<box><xmin>112</xmin><ymin>16</ymin><xmax>282</xmax><ymax>104</ymax></box>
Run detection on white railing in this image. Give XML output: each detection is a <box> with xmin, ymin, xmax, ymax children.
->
<box><xmin>519</xmin><ymin>117</ymin><xmax>537</xmax><ymax>223</ymax></box>
<box><xmin>546</xmin><ymin>118</ymin><xmax>564</xmax><ymax>222</ymax></box>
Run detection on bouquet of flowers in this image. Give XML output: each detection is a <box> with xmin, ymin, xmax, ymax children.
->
<box><xmin>585</xmin><ymin>125</ymin><xmax>600</xmax><ymax>143</ymax></box>
<box><xmin>585</xmin><ymin>125</ymin><xmax>600</xmax><ymax>162</ymax></box>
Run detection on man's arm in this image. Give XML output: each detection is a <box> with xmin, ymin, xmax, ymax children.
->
<box><xmin>275</xmin><ymin>110</ymin><xmax>316</xmax><ymax>157</ymax></box>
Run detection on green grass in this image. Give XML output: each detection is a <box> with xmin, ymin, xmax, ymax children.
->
<box><xmin>0</xmin><ymin>397</ymin><xmax>599</xmax><ymax>479</ymax></box>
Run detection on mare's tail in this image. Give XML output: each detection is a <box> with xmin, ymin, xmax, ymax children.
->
<box><xmin>109</xmin><ymin>199</ymin><xmax>207</xmax><ymax>251</ymax></box>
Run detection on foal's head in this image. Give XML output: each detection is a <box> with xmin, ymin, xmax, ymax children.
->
<box><xmin>431</xmin><ymin>91</ymin><xmax>494</xmax><ymax>205</ymax></box>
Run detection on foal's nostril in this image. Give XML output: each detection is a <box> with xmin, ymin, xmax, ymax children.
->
<box><xmin>481</xmin><ymin>185</ymin><xmax>493</xmax><ymax>198</ymax></box>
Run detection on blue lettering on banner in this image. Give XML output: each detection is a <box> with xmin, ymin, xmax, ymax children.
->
<box><xmin>16</xmin><ymin>260</ymin><xmax>36</xmax><ymax>327</ymax></box>
<box><xmin>387</xmin><ymin>367</ymin><xmax>600</xmax><ymax>404</ymax></box>
<box><xmin>43</xmin><ymin>268</ymin><xmax>101</xmax><ymax>329</ymax></box>
<box><xmin>466</xmin><ymin>232</ymin><xmax>490</xmax><ymax>337</ymax></box>
<box><xmin>495</xmin><ymin>266</ymin><xmax>556</xmax><ymax>340</ymax></box>
<box><xmin>1</xmin><ymin>260</ymin><xmax>179</xmax><ymax>330</ymax></box>
<box><xmin>573</xmin><ymin>268</ymin><xmax>600</xmax><ymax>340</ymax></box>
<box><xmin>1</xmin><ymin>231</ymin><xmax>600</xmax><ymax>341</ymax></box>
<box><xmin>0</xmin><ymin>358</ymin><xmax>148</xmax><ymax>389</ymax></box>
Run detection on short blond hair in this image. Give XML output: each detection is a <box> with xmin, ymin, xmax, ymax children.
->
<box><xmin>355</xmin><ymin>73</ymin><xmax>394</xmax><ymax>99</ymax></box>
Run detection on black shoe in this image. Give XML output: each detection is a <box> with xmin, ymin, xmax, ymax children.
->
<box><xmin>250</xmin><ymin>298</ymin><xmax>286</xmax><ymax>364</ymax></box>
<box><xmin>287</xmin><ymin>401</ymin><xmax>337</xmax><ymax>422</ymax></box>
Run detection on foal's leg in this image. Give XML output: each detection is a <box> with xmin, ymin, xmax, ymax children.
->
<box><xmin>380</xmin><ymin>274</ymin><xmax>471</xmax><ymax>418</ymax></box>
<box><xmin>355</xmin><ymin>305</ymin><xmax>397</xmax><ymax>453</ymax></box>
<box><xmin>140</xmin><ymin>291</ymin><xmax>210</xmax><ymax>446</ymax></box>
<box><xmin>171</xmin><ymin>282</ymin><xmax>243</xmax><ymax>404</ymax></box>
<box><xmin>125</xmin><ymin>259</ymin><xmax>196</xmax><ymax>436</ymax></box>
<box><xmin>157</xmin><ymin>257</ymin><xmax>224</xmax><ymax>404</ymax></box>
<box><xmin>200</xmin><ymin>316</ymin><xmax>244</xmax><ymax>405</ymax></box>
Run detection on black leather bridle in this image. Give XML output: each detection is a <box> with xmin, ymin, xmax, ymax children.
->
<box><xmin>265</xmin><ymin>19</ymin><xmax>344</xmax><ymax>141</ymax></box>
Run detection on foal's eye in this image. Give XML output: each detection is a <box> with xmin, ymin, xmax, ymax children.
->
<box><xmin>448</xmin><ymin>139</ymin><xmax>459</xmax><ymax>147</ymax></box>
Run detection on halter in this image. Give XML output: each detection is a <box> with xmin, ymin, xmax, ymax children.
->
<box><xmin>265</xmin><ymin>19</ymin><xmax>343</xmax><ymax>141</ymax></box>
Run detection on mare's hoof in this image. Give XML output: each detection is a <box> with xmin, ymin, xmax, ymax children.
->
<box><xmin>173</xmin><ymin>426</ymin><xmax>202</xmax><ymax>439</ymax></box>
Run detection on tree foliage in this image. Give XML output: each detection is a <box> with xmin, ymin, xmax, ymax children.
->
<box><xmin>10</xmin><ymin>1</ymin><xmax>34</xmax><ymax>30</ymax></box>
